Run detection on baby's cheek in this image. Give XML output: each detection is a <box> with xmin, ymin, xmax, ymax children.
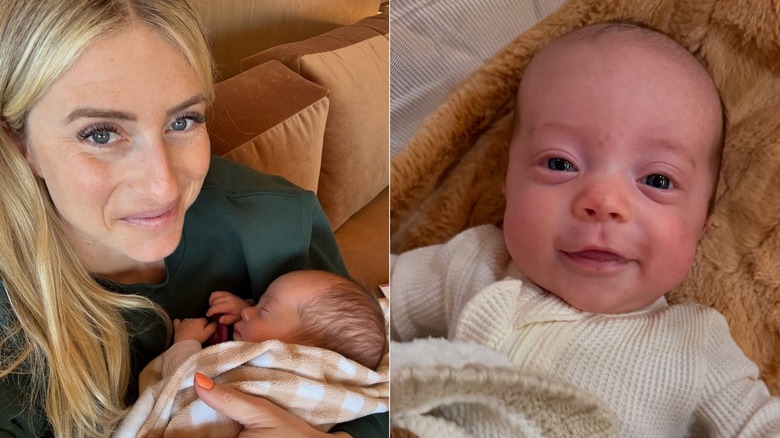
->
<box><xmin>652</xmin><ymin>229</ymin><xmax>698</xmax><ymax>289</ymax></box>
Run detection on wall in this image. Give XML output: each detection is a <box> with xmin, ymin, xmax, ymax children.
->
<box><xmin>192</xmin><ymin>0</ymin><xmax>386</xmax><ymax>79</ymax></box>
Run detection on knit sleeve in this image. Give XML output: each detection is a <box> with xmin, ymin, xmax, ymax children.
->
<box><xmin>390</xmin><ymin>224</ymin><xmax>511</xmax><ymax>341</ymax></box>
<box><xmin>693</xmin><ymin>311</ymin><xmax>780</xmax><ymax>435</ymax></box>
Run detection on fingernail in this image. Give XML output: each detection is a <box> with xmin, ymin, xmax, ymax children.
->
<box><xmin>195</xmin><ymin>372</ymin><xmax>214</xmax><ymax>390</ymax></box>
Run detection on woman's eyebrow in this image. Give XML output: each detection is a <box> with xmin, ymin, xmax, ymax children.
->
<box><xmin>63</xmin><ymin>94</ymin><xmax>207</xmax><ymax>124</ymax></box>
<box><xmin>166</xmin><ymin>94</ymin><xmax>207</xmax><ymax>117</ymax></box>
<box><xmin>64</xmin><ymin>108</ymin><xmax>136</xmax><ymax>124</ymax></box>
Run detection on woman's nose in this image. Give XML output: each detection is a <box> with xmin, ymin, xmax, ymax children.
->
<box><xmin>572</xmin><ymin>177</ymin><xmax>632</xmax><ymax>223</ymax></box>
<box><xmin>133</xmin><ymin>139</ymin><xmax>178</xmax><ymax>201</ymax></box>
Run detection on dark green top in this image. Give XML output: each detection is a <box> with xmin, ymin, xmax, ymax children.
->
<box><xmin>0</xmin><ymin>156</ymin><xmax>388</xmax><ymax>437</ymax></box>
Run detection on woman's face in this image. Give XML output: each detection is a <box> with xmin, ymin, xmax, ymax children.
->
<box><xmin>22</xmin><ymin>24</ymin><xmax>210</xmax><ymax>277</ymax></box>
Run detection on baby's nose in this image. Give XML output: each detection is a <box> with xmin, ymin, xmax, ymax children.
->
<box><xmin>572</xmin><ymin>178</ymin><xmax>632</xmax><ymax>223</ymax></box>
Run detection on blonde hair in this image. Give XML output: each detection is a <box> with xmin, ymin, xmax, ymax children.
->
<box><xmin>0</xmin><ymin>1</ymin><xmax>214</xmax><ymax>436</ymax></box>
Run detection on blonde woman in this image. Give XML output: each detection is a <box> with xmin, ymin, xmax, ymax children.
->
<box><xmin>0</xmin><ymin>1</ymin><xmax>386</xmax><ymax>437</ymax></box>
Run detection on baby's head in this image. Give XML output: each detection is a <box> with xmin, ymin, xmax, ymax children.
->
<box><xmin>232</xmin><ymin>270</ymin><xmax>387</xmax><ymax>370</ymax></box>
<box><xmin>503</xmin><ymin>21</ymin><xmax>724</xmax><ymax>314</ymax></box>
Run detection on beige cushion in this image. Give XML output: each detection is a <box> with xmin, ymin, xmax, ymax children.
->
<box><xmin>299</xmin><ymin>35</ymin><xmax>389</xmax><ymax>229</ymax></box>
<box><xmin>208</xmin><ymin>60</ymin><xmax>329</xmax><ymax>193</ymax></box>
<box><xmin>240</xmin><ymin>13</ymin><xmax>390</xmax><ymax>229</ymax></box>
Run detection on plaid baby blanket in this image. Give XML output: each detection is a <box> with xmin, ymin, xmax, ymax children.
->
<box><xmin>114</xmin><ymin>339</ymin><xmax>389</xmax><ymax>437</ymax></box>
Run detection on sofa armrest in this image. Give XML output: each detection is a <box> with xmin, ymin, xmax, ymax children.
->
<box><xmin>334</xmin><ymin>187</ymin><xmax>389</xmax><ymax>292</ymax></box>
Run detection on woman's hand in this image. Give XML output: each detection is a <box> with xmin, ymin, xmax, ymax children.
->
<box><xmin>193</xmin><ymin>373</ymin><xmax>351</xmax><ymax>438</ymax></box>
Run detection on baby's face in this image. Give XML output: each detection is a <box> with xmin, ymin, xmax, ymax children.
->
<box><xmin>503</xmin><ymin>37</ymin><xmax>721</xmax><ymax>313</ymax></box>
<box><xmin>232</xmin><ymin>273</ymin><xmax>317</xmax><ymax>344</ymax></box>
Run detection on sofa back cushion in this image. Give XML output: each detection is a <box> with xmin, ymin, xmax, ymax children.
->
<box><xmin>241</xmin><ymin>13</ymin><xmax>389</xmax><ymax>229</ymax></box>
<box><xmin>208</xmin><ymin>60</ymin><xmax>329</xmax><ymax>193</ymax></box>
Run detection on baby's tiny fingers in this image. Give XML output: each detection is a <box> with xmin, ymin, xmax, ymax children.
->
<box><xmin>208</xmin><ymin>290</ymin><xmax>231</xmax><ymax>305</ymax></box>
<box><xmin>206</xmin><ymin>302</ymin><xmax>231</xmax><ymax>316</ymax></box>
<box><xmin>219</xmin><ymin>314</ymin><xmax>241</xmax><ymax>325</ymax></box>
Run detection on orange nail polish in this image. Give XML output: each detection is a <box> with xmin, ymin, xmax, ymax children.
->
<box><xmin>195</xmin><ymin>372</ymin><xmax>214</xmax><ymax>390</ymax></box>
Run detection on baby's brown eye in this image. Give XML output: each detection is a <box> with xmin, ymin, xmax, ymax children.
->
<box><xmin>643</xmin><ymin>174</ymin><xmax>672</xmax><ymax>190</ymax></box>
<box><xmin>547</xmin><ymin>158</ymin><xmax>575</xmax><ymax>172</ymax></box>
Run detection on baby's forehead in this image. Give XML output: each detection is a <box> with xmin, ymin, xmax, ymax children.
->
<box><xmin>520</xmin><ymin>24</ymin><xmax>722</xmax><ymax>123</ymax></box>
<box><xmin>527</xmin><ymin>23</ymin><xmax>715</xmax><ymax>92</ymax></box>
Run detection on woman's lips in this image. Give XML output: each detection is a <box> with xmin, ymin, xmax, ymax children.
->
<box><xmin>121</xmin><ymin>202</ymin><xmax>178</xmax><ymax>227</ymax></box>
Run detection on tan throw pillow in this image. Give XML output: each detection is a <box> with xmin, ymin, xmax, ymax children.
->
<box><xmin>299</xmin><ymin>34</ymin><xmax>389</xmax><ymax>229</ymax></box>
<box><xmin>208</xmin><ymin>60</ymin><xmax>329</xmax><ymax>193</ymax></box>
<box><xmin>240</xmin><ymin>13</ymin><xmax>389</xmax><ymax>229</ymax></box>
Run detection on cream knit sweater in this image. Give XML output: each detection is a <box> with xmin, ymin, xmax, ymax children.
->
<box><xmin>391</xmin><ymin>224</ymin><xmax>780</xmax><ymax>437</ymax></box>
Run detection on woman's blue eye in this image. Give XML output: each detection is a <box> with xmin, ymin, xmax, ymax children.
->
<box><xmin>171</xmin><ymin>118</ymin><xmax>190</xmax><ymax>131</ymax></box>
<box><xmin>90</xmin><ymin>131</ymin><xmax>112</xmax><ymax>144</ymax></box>
<box><xmin>77</xmin><ymin>124</ymin><xmax>120</xmax><ymax>146</ymax></box>
<box><xmin>547</xmin><ymin>157</ymin><xmax>575</xmax><ymax>172</ymax></box>
<box><xmin>643</xmin><ymin>174</ymin><xmax>672</xmax><ymax>190</ymax></box>
<box><xmin>170</xmin><ymin>113</ymin><xmax>206</xmax><ymax>132</ymax></box>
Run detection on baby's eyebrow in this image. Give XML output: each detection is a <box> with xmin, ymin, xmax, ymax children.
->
<box><xmin>260</xmin><ymin>295</ymin><xmax>278</xmax><ymax>308</ymax></box>
<box><xmin>644</xmin><ymin>137</ymin><xmax>698</xmax><ymax>169</ymax></box>
<box><xmin>530</xmin><ymin>121</ymin><xmax>579</xmax><ymax>136</ymax></box>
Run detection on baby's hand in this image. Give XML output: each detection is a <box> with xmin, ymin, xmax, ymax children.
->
<box><xmin>207</xmin><ymin>291</ymin><xmax>253</xmax><ymax>325</ymax></box>
<box><xmin>173</xmin><ymin>318</ymin><xmax>217</xmax><ymax>344</ymax></box>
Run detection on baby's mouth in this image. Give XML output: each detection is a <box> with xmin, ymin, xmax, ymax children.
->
<box><xmin>565</xmin><ymin>250</ymin><xmax>629</xmax><ymax>264</ymax></box>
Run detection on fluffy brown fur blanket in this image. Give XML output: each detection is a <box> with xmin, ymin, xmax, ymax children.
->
<box><xmin>391</xmin><ymin>0</ymin><xmax>780</xmax><ymax>393</ymax></box>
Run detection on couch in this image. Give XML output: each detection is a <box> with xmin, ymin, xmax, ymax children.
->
<box><xmin>206</xmin><ymin>12</ymin><xmax>389</xmax><ymax>294</ymax></box>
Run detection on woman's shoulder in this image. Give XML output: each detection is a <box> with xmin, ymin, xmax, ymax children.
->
<box><xmin>192</xmin><ymin>156</ymin><xmax>322</xmax><ymax>226</ymax></box>
<box><xmin>201</xmin><ymin>155</ymin><xmax>311</xmax><ymax>198</ymax></box>
<box><xmin>180</xmin><ymin>156</ymin><xmax>333</xmax><ymax>263</ymax></box>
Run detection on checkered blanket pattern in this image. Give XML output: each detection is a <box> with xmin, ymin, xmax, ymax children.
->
<box><xmin>114</xmin><ymin>339</ymin><xmax>389</xmax><ymax>437</ymax></box>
